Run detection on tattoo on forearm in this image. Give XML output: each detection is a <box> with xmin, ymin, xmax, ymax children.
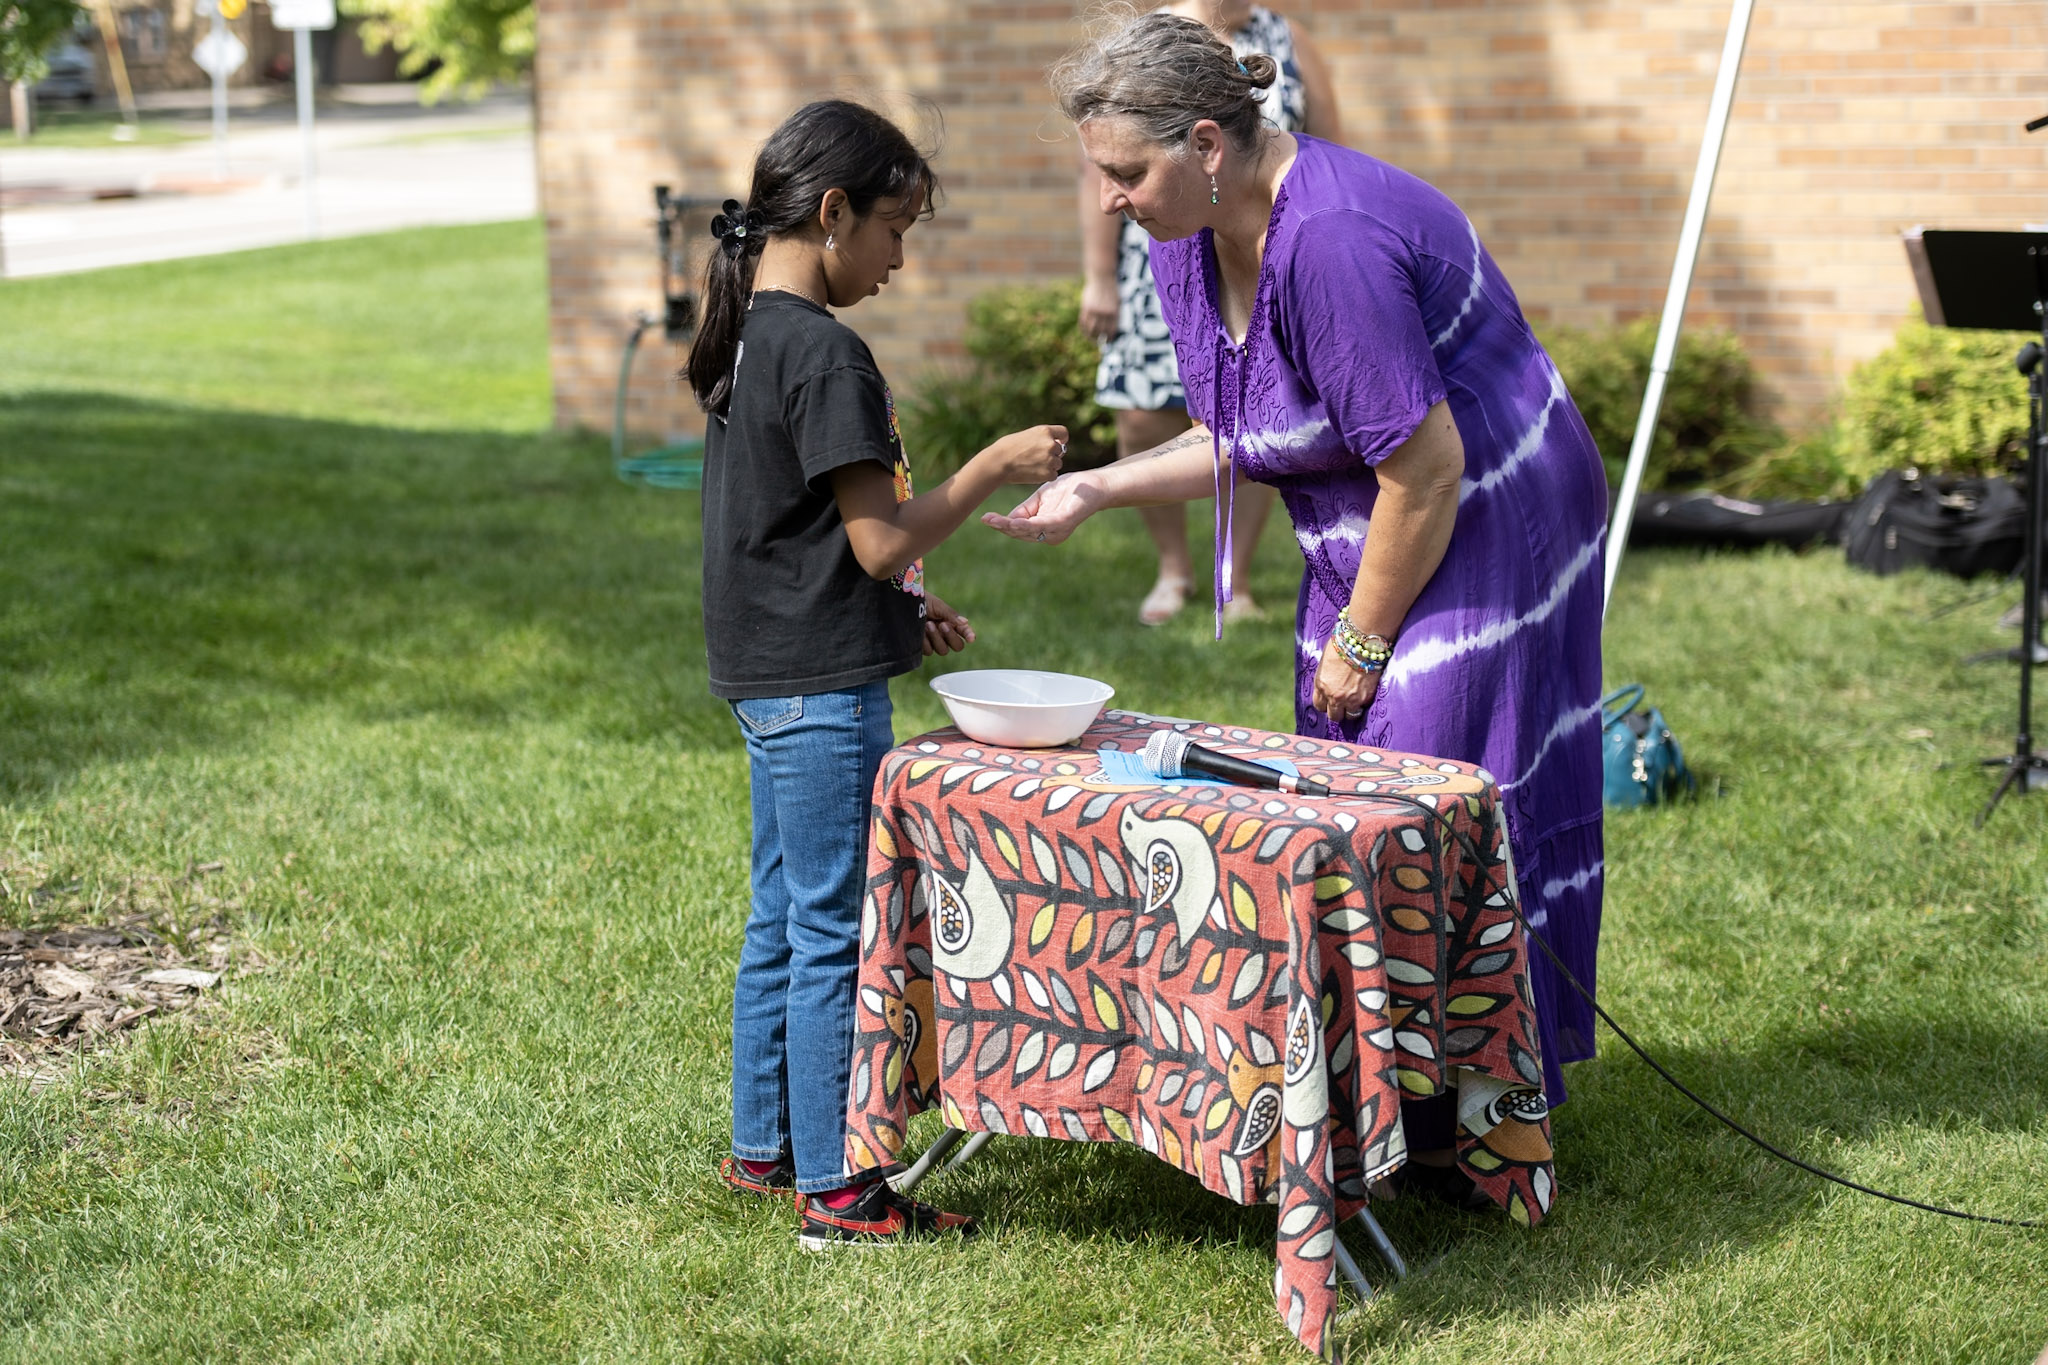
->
<box><xmin>1142</xmin><ymin>429</ymin><xmax>1209</xmax><ymax>460</ymax></box>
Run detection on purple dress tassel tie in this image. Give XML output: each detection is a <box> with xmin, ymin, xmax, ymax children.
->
<box><xmin>1211</xmin><ymin>330</ymin><xmax>1239</xmax><ymax>640</ymax></box>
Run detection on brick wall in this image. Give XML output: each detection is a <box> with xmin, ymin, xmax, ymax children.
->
<box><xmin>535</xmin><ymin>0</ymin><xmax>2048</xmax><ymax>442</ymax></box>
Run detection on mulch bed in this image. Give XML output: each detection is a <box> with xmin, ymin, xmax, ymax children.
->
<box><xmin>1</xmin><ymin>858</ymin><xmax>254</xmax><ymax>1087</ymax></box>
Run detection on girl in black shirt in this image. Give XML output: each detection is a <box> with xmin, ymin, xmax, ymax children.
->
<box><xmin>687</xmin><ymin>100</ymin><xmax>1067</xmax><ymax>1248</ymax></box>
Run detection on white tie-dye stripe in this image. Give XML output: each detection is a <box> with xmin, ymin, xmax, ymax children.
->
<box><xmin>1539</xmin><ymin>861</ymin><xmax>1603</xmax><ymax>902</ymax></box>
<box><xmin>1500</xmin><ymin>699</ymin><xmax>1599</xmax><ymax>796</ymax></box>
<box><xmin>1294</xmin><ymin>510</ymin><xmax>1368</xmax><ymax>557</ymax></box>
<box><xmin>1383</xmin><ymin>534</ymin><xmax>1602</xmax><ymax>686</ymax></box>
<box><xmin>1461</xmin><ymin>365</ymin><xmax>1568</xmax><ymax>500</ymax></box>
<box><xmin>1429</xmin><ymin>218</ymin><xmax>1485</xmax><ymax>352</ymax></box>
<box><xmin>1239</xmin><ymin>417</ymin><xmax>1332</xmax><ymax>460</ymax></box>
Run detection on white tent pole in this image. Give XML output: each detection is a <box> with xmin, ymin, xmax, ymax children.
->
<box><xmin>1601</xmin><ymin>0</ymin><xmax>1757</xmax><ymax>616</ymax></box>
<box><xmin>296</xmin><ymin>26</ymin><xmax>318</xmax><ymax>237</ymax></box>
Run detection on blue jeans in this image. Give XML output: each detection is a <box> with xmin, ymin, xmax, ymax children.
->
<box><xmin>727</xmin><ymin>679</ymin><xmax>894</xmax><ymax>1193</ymax></box>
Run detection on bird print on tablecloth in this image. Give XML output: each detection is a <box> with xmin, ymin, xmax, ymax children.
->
<box><xmin>1118</xmin><ymin>807</ymin><xmax>1219</xmax><ymax>945</ymax></box>
<box><xmin>878</xmin><ymin>976</ymin><xmax>938</xmax><ymax>1102</ymax></box>
<box><xmin>925</xmin><ymin>849</ymin><xmax>1013</xmax><ymax>981</ymax></box>
<box><xmin>1474</xmin><ymin>1085</ymin><xmax>1554</xmax><ymax>1165</ymax></box>
<box><xmin>1226</xmin><ymin>1045</ymin><xmax>1284</xmax><ymax>1160</ymax></box>
<box><xmin>1280</xmin><ymin>992</ymin><xmax>1329</xmax><ymax>1130</ymax></box>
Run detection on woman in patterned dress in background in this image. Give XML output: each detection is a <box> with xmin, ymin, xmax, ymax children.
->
<box><xmin>1077</xmin><ymin>1</ymin><xmax>1341</xmax><ymax>626</ymax></box>
<box><xmin>991</xmin><ymin>12</ymin><xmax>1608</xmax><ymax>1162</ymax></box>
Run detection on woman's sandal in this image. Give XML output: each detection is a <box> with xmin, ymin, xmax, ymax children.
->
<box><xmin>1221</xmin><ymin>594</ymin><xmax>1265</xmax><ymax>624</ymax></box>
<box><xmin>1138</xmin><ymin>576</ymin><xmax>1191</xmax><ymax>626</ymax></box>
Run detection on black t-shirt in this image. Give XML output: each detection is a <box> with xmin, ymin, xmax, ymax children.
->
<box><xmin>701</xmin><ymin>293</ymin><xmax>925</xmax><ymax>700</ymax></box>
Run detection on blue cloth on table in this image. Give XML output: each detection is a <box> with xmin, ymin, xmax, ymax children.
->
<box><xmin>1093</xmin><ymin>747</ymin><xmax>1299</xmax><ymax>788</ymax></box>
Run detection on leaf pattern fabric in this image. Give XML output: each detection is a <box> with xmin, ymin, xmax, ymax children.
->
<box><xmin>845</xmin><ymin>711</ymin><xmax>1555</xmax><ymax>1358</ymax></box>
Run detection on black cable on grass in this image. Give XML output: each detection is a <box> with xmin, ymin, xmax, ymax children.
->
<box><xmin>1349</xmin><ymin>787</ymin><xmax>2048</xmax><ymax>1231</ymax></box>
<box><xmin>1927</xmin><ymin>575</ymin><xmax>2018</xmax><ymax>622</ymax></box>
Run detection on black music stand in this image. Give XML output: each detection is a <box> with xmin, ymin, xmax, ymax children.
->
<box><xmin>1905</xmin><ymin>229</ymin><xmax>2048</xmax><ymax>822</ymax></box>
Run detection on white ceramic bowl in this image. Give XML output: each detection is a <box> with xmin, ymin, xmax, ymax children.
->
<box><xmin>929</xmin><ymin>669</ymin><xmax>1116</xmax><ymax>749</ymax></box>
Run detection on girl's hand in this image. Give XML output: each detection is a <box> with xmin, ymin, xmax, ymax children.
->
<box><xmin>981</xmin><ymin>472</ymin><xmax>1103</xmax><ymax>545</ymax></box>
<box><xmin>1080</xmin><ymin>277</ymin><xmax>1120</xmax><ymax>343</ymax></box>
<box><xmin>1311</xmin><ymin>637</ymin><xmax>1379</xmax><ymax>722</ymax></box>
<box><xmin>923</xmin><ymin>594</ymin><xmax>975</xmax><ymax>657</ymax></box>
<box><xmin>985</xmin><ymin>425</ymin><xmax>1069</xmax><ymax>485</ymax></box>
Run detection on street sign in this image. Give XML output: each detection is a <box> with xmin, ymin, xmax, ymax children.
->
<box><xmin>193</xmin><ymin>30</ymin><xmax>247</xmax><ymax>78</ymax></box>
<box><xmin>270</xmin><ymin>0</ymin><xmax>335</xmax><ymax>29</ymax></box>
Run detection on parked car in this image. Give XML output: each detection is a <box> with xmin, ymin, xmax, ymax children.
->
<box><xmin>34</xmin><ymin>39</ymin><xmax>97</xmax><ymax>104</ymax></box>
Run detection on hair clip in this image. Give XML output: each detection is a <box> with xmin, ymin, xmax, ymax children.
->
<box><xmin>710</xmin><ymin>199</ymin><xmax>767</xmax><ymax>259</ymax></box>
<box><xmin>1237</xmin><ymin>60</ymin><xmax>1249</xmax><ymax>75</ymax></box>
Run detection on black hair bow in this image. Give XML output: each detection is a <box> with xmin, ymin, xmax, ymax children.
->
<box><xmin>710</xmin><ymin>199</ymin><xmax>766</xmax><ymax>259</ymax></box>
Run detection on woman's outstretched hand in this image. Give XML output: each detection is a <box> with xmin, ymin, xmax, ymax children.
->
<box><xmin>981</xmin><ymin>472</ymin><xmax>1102</xmax><ymax>545</ymax></box>
<box><xmin>1312</xmin><ymin>638</ymin><xmax>1380</xmax><ymax>722</ymax></box>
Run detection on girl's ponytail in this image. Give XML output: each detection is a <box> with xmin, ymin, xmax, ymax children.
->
<box><xmin>685</xmin><ymin>99</ymin><xmax>940</xmax><ymax>415</ymax></box>
<box><xmin>686</xmin><ymin>210</ymin><xmax>765</xmax><ymax>416</ymax></box>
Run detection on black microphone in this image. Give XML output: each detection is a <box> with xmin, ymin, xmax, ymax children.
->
<box><xmin>1141</xmin><ymin>731</ymin><xmax>1332</xmax><ymax>798</ymax></box>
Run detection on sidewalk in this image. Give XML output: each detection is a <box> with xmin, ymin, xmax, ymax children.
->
<box><xmin>0</xmin><ymin>88</ymin><xmax>536</xmax><ymax>278</ymax></box>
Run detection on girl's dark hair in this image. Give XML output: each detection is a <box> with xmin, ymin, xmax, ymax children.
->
<box><xmin>686</xmin><ymin>99</ymin><xmax>940</xmax><ymax>414</ymax></box>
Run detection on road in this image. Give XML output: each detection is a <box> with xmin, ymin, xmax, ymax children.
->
<box><xmin>0</xmin><ymin>88</ymin><xmax>536</xmax><ymax>278</ymax></box>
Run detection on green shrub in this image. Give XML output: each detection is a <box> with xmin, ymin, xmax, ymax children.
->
<box><xmin>1541</xmin><ymin>318</ymin><xmax>1779</xmax><ymax>491</ymax></box>
<box><xmin>1719</xmin><ymin>422</ymin><xmax>1862</xmax><ymax>503</ymax></box>
<box><xmin>900</xmin><ymin>281</ymin><xmax>1117</xmax><ymax>476</ymax></box>
<box><xmin>1837</xmin><ymin>318</ymin><xmax>2031</xmax><ymax>481</ymax></box>
<box><xmin>1722</xmin><ymin>317</ymin><xmax>2034</xmax><ymax>501</ymax></box>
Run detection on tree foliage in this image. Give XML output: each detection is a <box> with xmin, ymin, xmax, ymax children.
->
<box><xmin>339</xmin><ymin>0</ymin><xmax>532</xmax><ymax>104</ymax></box>
<box><xmin>0</xmin><ymin>0</ymin><xmax>82</xmax><ymax>86</ymax></box>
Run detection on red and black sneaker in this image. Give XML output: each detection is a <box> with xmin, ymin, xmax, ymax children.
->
<box><xmin>720</xmin><ymin>1155</ymin><xmax>798</xmax><ymax>1203</ymax></box>
<box><xmin>797</xmin><ymin>1178</ymin><xmax>979</xmax><ymax>1250</ymax></box>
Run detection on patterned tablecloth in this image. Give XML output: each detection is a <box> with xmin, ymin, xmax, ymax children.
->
<box><xmin>845</xmin><ymin>710</ymin><xmax>1556</xmax><ymax>1357</ymax></box>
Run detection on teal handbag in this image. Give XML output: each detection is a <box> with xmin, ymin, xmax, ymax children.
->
<box><xmin>1601</xmin><ymin>685</ymin><xmax>1694</xmax><ymax>809</ymax></box>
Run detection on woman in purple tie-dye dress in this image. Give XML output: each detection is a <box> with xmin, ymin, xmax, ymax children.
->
<box><xmin>990</xmin><ymin>13</ymin><xmax>1606</xmax><ymax>1112</ymax></box>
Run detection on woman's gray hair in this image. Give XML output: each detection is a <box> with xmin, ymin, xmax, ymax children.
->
<box><xmin>1050</xmin><ymin>8</ymin><xmax>1278</xmax><ymax>157</ymax></box>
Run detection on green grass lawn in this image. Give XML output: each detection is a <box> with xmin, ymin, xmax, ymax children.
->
<box><xmin>8</xmin><ymin>107</ymin><xmax>208</xmax><ymax>148</ymax></box>
<box><xmin>2</xmin><ymin>221</ymin><xmax>2045</xmax><ymax>1363</ymax></box>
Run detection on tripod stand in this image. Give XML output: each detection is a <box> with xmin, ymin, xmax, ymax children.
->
<box><xmin>1981</xmin><ymin>331</ymin><xmax>2048</xmax><ymax>823</ymax></box>
<box><xmin>1905</xmin><ymin>229</ymin><xmax>2048</xmax><ymax>823</ymax></box>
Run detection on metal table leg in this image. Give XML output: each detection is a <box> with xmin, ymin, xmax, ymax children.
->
<box><xmin>1351</xmin><ymin>1206</ymin><xmax>1408</xmax><ymax>1280</ymax></box>
<box><xmin>1331</xmin><ymin>1231</ymin><xmax>1376</xmax><ymax>1304</ymax></box>
<box><xmin>942</xmin><ymin>1129</ymin><xmax>995</xmax><ymax>1173</ymax></box>
<box><xmin>887</xmin><ymin>1126</ymin><xmax>964</xmax><ymax>1195</ymax></box>
<box><xmin>886</xmin><ymin>1127</ymin><xmax>995</xmax><ymax>1195</ymax></box>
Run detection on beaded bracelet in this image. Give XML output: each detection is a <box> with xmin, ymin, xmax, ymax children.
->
<box><xmin>1334</xmin><ymin>608</ymin><xmax>1393</xmax><ymax>674</ymax></box>
<box><xmin>1333</xmin><ymin>634</ymin><xmax>1383</xmax><ymax>674</ymax></box>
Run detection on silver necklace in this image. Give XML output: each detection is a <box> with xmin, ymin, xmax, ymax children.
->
<box><xmin>751</xmin><ymin>284</ymin><xmax>825</xmax><ymax>309</ymax></box>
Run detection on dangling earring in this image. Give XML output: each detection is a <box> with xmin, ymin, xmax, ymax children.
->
<box><xmin>825</xmin><ymin>232</ymin><xmax>836</xmax><ymax>252</ymax></box>
<box><xmin>1209</xmin><ymin>174</ymin><xmax>1219</xmax><ymax>206</ymax></box>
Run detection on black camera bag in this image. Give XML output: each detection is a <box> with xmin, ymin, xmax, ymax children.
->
<box><xmin>1842</xmin><ymin>469</ymin><xmax>2026</xmax><ymax>579</ymax></box>
<box><xmin>1628</xmin><ymin>491</ymin><xmax>1846</xmax><ymax>550</ymax></box>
